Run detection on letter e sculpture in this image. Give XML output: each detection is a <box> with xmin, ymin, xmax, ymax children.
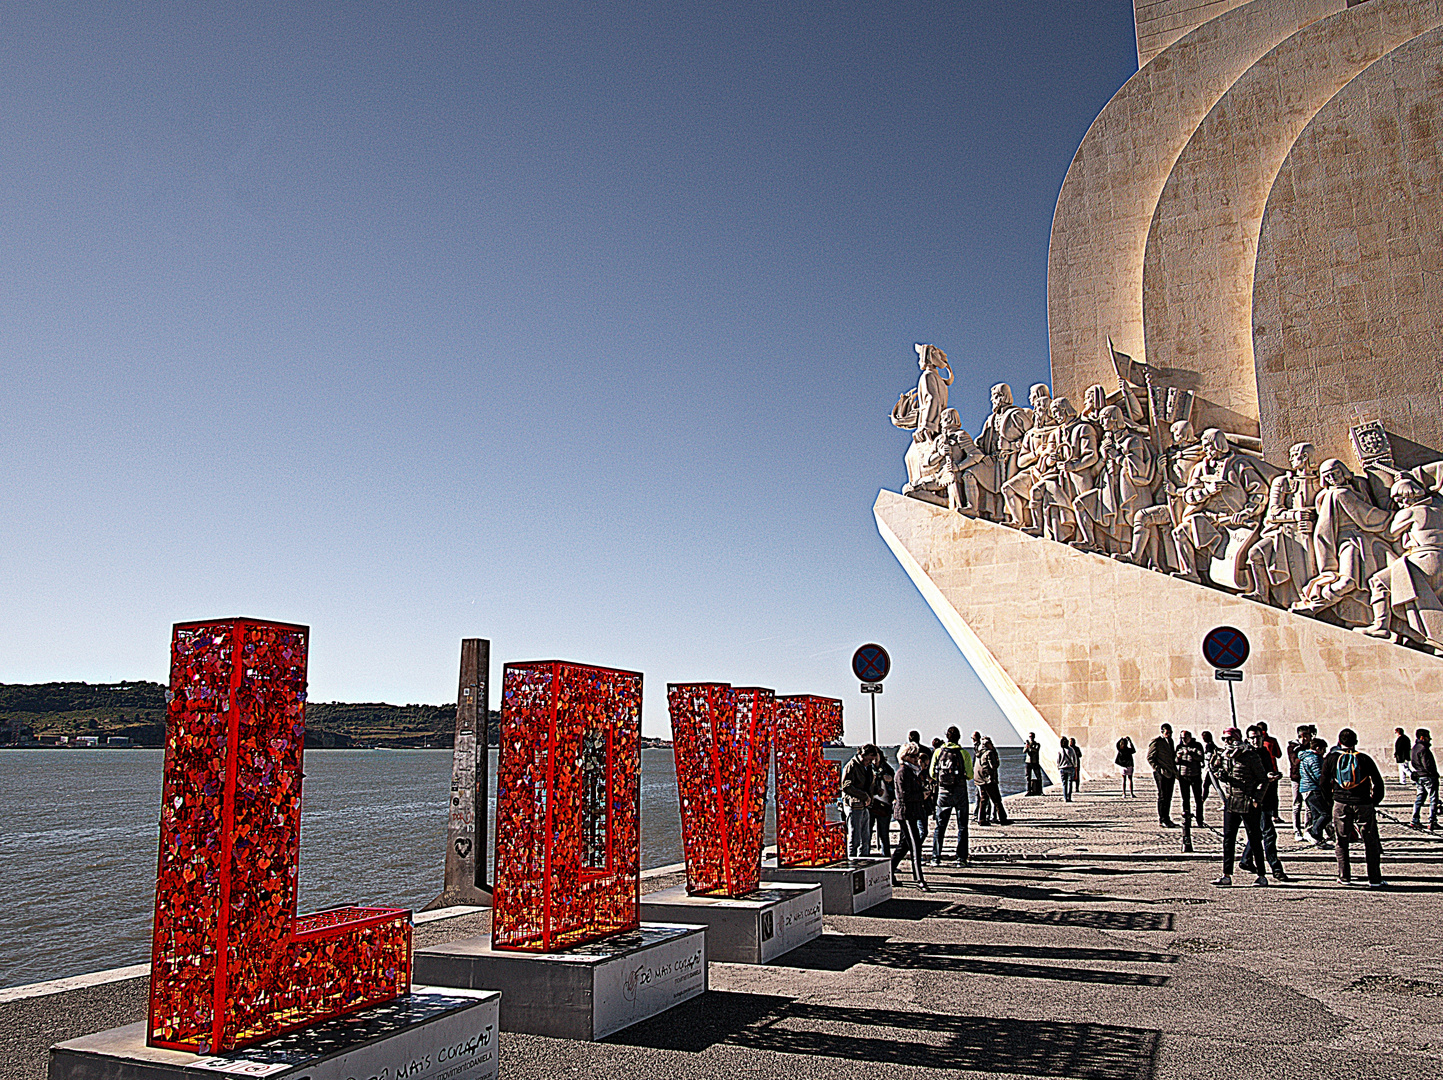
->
<box><xmin>774</xmin><ymin>694</ymin><xmax>846</xmax><ymax>867</ymax></box>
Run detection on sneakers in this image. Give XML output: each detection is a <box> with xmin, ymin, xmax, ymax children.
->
<box><xmin>1409</xmin><ymin>821</ymin><xmax>1424</xmax><ymax>831</ymax></box>
<box><xmin>1367</xmin><ymin>880</ymin><xmax>1387</xmax><ymax>890</ymax></box>
<box><xmin>1211</xmin><ymin>875</ymin><xmax>1233</xmax><ymax>887</ymax></box>
<box><xmin>1272</xmin><ymin>867</ymin><xmax>1290</xmax><ymax>882</ymax></box>
<box><xmin>1293</xmin><ymin>832</ymin><xmax>1307</xmax><ymax>843</ymax></box>
<box><xmin>1337</xmin><ymin>877</ymin><xmax>1354</xmax><ymax>886</ymax></box>
<box><xmin>1253</xmin><ymin>875</ymin><xmax>1269</xmax><ymax>886</ymax></box>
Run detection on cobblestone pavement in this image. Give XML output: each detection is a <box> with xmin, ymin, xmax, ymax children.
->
<box><xmin>5</xmin><ymin>775</ymin><xmax>1441</xmax><ymax>1080</ymax></box>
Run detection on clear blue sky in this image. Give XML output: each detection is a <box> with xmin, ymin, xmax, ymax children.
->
<box><xmin>0</xmin><ymin>2</ymin><xmax>1138</xmax><ymax>744</ymax></box>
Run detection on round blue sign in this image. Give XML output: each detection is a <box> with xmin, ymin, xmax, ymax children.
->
<box><xmin>852</xmin><ymin>643</ymin><xmax>891</xmax><ymax>683</ymax></box>
<box><xmin>1202</xmin><ymin>626</ymin><xmax>1250</xmax><ymax>669</ymax></box>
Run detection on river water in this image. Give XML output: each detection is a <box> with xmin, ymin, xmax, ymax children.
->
<box><xmin>0</xmin><ymin>746</ymin><xmax>1023</xmax><ymax>988</ymax></box>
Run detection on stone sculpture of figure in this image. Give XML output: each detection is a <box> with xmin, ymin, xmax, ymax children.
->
<box><xmin>1001</xmin><ymin>383</ymin><xmax>1054</xmax><ymax>528</ymax></box>
<box><xmin>1074</xmin><ymin>405</ymin><xmax>1156</xmax><ymax>553</ymax></box>
<box><xmin>1171</xmin><ymin>428</ymin><xmax>1269</xmax><ymax>587</ymax></box>
<box><xmin>975</xmin><ymin>383</ymin><xmax>1031</xmax><ymax>520</ymax></box>
<box><xmin>913</xmin><ymin>343</ymin><xmax>952</xmax><ymax>441</ymax></box>
<box><xmin>1120</xmin><ymin>420</ymin><xmax>1204</xmax><ymax>571</ymax></box>
<box><xmin>917</xmin><ymin>409</ymin><xmax>987</xmax><ymax>515</ymax></box>
<box><xmin>1079</xmin><ymin>383</ymin><xmax>1110</xmax><ymax>426</ymax></box>
<box><xmin>1026</xmin><ymin>397</ymin><xmax>1099</xmax><ymax>544</ymax></box>
<box><xmin>1366</xmin><ymin>476</ymin><xmax>1443</xmax><ymax>651</ymax></box>
<box><xmin>1291</xmin><ymin>458</ymin><xmax>1394</xmax><ymax>624</ymax></box>
<box><xmin>1243</xmin><ymin>442</ymin><xmax>1320</xmax><ymax>608</ymax></box>
<box><xmin>890</xmin><ymin>343</ymin><xmax>954</xmax><ymax>488</ymax></box>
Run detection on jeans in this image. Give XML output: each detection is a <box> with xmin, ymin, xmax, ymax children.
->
<box><xmin>891</xmin><ymin>815</ymin><xmax>927</xmax><ymax>884</ymax></box>
<box><xmin>873</xmin><ymin>810</ymin><xmax>892</xmax><ymax>856</ymax></box>
<box><xmin>1333</xmin><ymin>801</ymin><xmax>1382</xmax><ymax>884</ymax></box>
<box><xmin>1060</xmin><ymin>768</ymin><xmax>1076</xmax><ymax>801</ymax></box>
<box><xmin>1024</xmin><ymin>761</ymin><xmax>1044</xmax><ymax>793</ymax></box>
<box><xmin>978</xmin><ymin>780</ymin><xmax>1009</xmax><ymax>824</ymax></box>
<box><xmin>1221</xmin><ymin>806</ymin><xmax>1264</xmax><ymax>876</ymax></box>
<box><xmin>1241</xmin><ymin>787</ymin><xmax>1283</xmax><ymax>874</ymax></box>
<box><xmin>1155</xmin><ymin>771</ymin><xmax>1176</xmax><ymax>823</ymax></box>
<box><xmin>1291</xmin><ymin>780</ymin><xmax>1304</xmax><ymax>833</ymax></box>
<box><xmin>933</xmin><ymin>786</ymin><xmax>969</xmax><ymax>862</ymax></box>
<box><xmin>1179</xmin><ymin>775</ymin><xmax>1205</xmax><ymax>825</ymax></box>
<box><xmin>846</xmin><ymin>804</ymin><xmax>872</xmax><ymax>857</ymax></box>
<box><xmin>1413</xmin><ymin>776</ymin><xmax>1440</xmax><ymax>827</ymax></box>
<box><xmin>1305</xmin><ymin>791</ymin><xmax>1332</xmax><ymax>842</ymax></box>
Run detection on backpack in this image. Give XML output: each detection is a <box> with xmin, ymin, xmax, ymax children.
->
<box><xmin>936</xmin><ymin>746</ymin><xmax>964</xmax><ymax>787</ymax></box>
<box><xmin>1335</xmin><ymin>751</ymin><xmax>1367</xmax><ymax>793</ymax></box>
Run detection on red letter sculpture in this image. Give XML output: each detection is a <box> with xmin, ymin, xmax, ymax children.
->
<box><xmin>669</xmin><ymin>683</ymin><xmax>775</xmax><ymax>896</ymax></box>
<box><xmin>148</xmin><ymin>618</ymin><xmax>411</xmax><ymax>1053</ymax></box>
<box><xmin>492</xmin><ymin>661</ymin><xmax>642</xmax><ymax>951</ymax></box>
<box><xmin>774</xmin><ymin>694</ymin><xmax>846</xmax><ymax>868</ymax></box>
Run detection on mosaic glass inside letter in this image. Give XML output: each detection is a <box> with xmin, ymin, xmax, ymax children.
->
<box><xmin>774</xmin><ymin>694</ymin><xmax>846</xmax><ymax>868</ymax></box>
<box><xmin>492</xmin><ymin>661</ymin><xmax>642</xmax><ymax>951</ymax></box>
<box><xmin>147</xmin><ymin>617</ymin><xmax>411</xmax><ymax>1053</ymax></box>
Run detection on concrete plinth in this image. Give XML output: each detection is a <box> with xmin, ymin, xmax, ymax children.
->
<box><xmin>638</xmin><ymin>883</ymin><xmax>822</xmax><ymax>964</ymax></box>
<box><xmin>413</xmin><ymin>923</ymin><xmax>705</xmax><ymax>1041</ymax></box>
<box><xmin>760</xmin><ymin>857</ymin><xmax>891</xmax><ymax>914</ymax></box>
<box><xmin>48</xmin><ymin>987</ymin><xmax>499</xmax><ymax>1080</ymax></box>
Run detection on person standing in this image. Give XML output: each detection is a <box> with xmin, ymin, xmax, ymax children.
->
<box><xmin>970</xmin><ymin>731</ymin><xmax>985</xmax><ymax>823</ymax></box>
<box><xmin>1071</xmin><ymin>738</ymin><xmax>1084</xmax><ymax>775</ymax></box>
<box><xmin>1200</xmin><ymin>731</ymin><xmax>1218</xmax><ymax>804</ymax></box>
<box><xmin>976</xmin><ymin>737</ymin><xmax>1009</xmax><ymax>825</ymax></box>
<box><xmin>931</xmin><ymin>727</ymin><xmax>973</xmax><ymax>865</ymax></box>
<box><xmin>1147</xmin><ymin>724</ymin><xmax>1178</xmax><ymax>827</ymax></box>
<box><xmin>1395</xmin><ymin>727</ymin><xmax>1415</xmax><ymax>787</ymax></box>
<box><xmin>1115</xmin><ymin>736</ymin><xmax>1137</xmax><ymax>798</ymax></box>
<box><xmin>890</xmin><ymin>743</ymin><xmax>931</xmax><ymax>890</ymax></box>
<box><xmin>1298</xmin><ymin>737</ymin><xmax>1328</xmax><ymax>845</ymax></box>
<box><xmin>1239</xmin><ymin>726</ymin><xmax>1289</xmax><ymax>881</ymax></box>
<box><xmin>1324</xmin><ymin>728</ymin><xmax>1387</xmax><ymax>887</ymax></box>
<box><xmin>924</xmin><ymin>737</ymin><xmax>942</xmax><ymax>841</ymax></box>
<box><xmin>1175</xmin><ymin>731</ymin><xmax>1206</xmax><ymax>850</ymax></box>
<box><xmin>840</xmin><ymin>744</ymin><xmax>879</xmax><ymax>858</ymax></box>
<box><xmin>1256</xmin><ymin>722</ymin><xmax>1284</xmax><ymax>823</ymax></box>
<box><xmin>1058</xmin><ymin>737</ymin><xmax>1078</xmax><ymax>802</ymax></box>
<box><xmin>1209</xmin><ymin>727</ymin><xmax>1269</xmax><ymax>887</ymax></box>
<box><xmin>1410</xmin><ymin>728</ymin><xmax>1439</xmax><ymax>831</ymax></box>
<box><xmin>871</xmin><ymin>753</ymin><xmax>895</xmax><ymax>856</ymax></box>
<box><xmin>1286</xmin><ymin>724</ymin><xmax>1315</xmax><ymax>842</ymax></box>
<box><xmin>908</xmin><ymin>730</ymin><xmax>935</xmax><ymax>841</ymax></box>
<box><xmin>1024</xmin><ymin>732</ymin><xmax>1043</xmax><ymax>795</ymax></box>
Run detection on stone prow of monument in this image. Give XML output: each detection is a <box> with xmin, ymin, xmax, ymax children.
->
<box><xmin>875</xmin><ymin>489</ymin><xmax>1443</xmax><ymax>779</ymax></box>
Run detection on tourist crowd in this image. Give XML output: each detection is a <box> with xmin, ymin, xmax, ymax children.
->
<box><xmin>839</xmin><ymin>721</ymin><xmax>1433</xmax><ymax>892</ymax></box>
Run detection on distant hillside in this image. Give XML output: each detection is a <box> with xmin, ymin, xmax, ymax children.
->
<box><xmin>0</xmin><ymin>681</ymin><xmax>498</xmax><ymax>749</ymax></box>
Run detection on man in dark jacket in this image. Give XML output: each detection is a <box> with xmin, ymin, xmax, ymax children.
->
<box><xmin>1209</xmin><ymin>727</ymin><xmax>1269</xmax><ymax>887</ymax></box>
<box><xmin>1175</xmin><ymin>731</ymin><xmax>1205</xmax><ymax>851</ymax></box>
<box><xmin>1323</xmin><ymin>728</ymin><xmax>1387</xmax><ymax>887</ymax></box>
<box><xmin>1239</xmin><ymin>725</ymin><xmax>1289</xmax><ymax>881</ymax></box>
<box><xmin>1395</xmin><ymin>727</ymin><xmax>1414</xmax><ymax>786</ymax></box>
<box><xmin>1147</xmin><ymin>723</ymin><xmax>1178</xmax><ymax>827</ymax></box>
<box><xmin>1410</xmin><ymin>728</ymin><xmax>1439</xmax><ymax>831</ymax></box>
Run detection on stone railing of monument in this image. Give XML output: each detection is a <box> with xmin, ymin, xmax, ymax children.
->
<box><xmin>891</xmin><ymin>343</ymin><xmax>1443</xmax><ymax>658</ymax></box>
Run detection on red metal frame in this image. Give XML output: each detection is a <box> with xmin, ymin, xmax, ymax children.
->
<box><xmin>774</xmin><ymin>694</ymin><xmax>846</xmax><ymax>868</ymax></box>
<box><xmin>492</xmin><ymin>661</ymin><xmax>642</xmax><ymax>951</ymax></box>
<box><xmin>147</xmin><ymin>618</ymin><xmax>411</xmax><ymax>1054</ymax></box>
<box><xmin>668</xmin><ymin>683</ymin><xmax>775</xmax><ymax>896</ymax></box>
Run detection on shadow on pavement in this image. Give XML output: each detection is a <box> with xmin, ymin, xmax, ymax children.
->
<box><xmin>936</xmin><ymin>906</ymin><xmax>1177</xmax><ymax>932</ymax></box>
<box><xmin>777</xmin><ymin>935</ymin><xmax>1173</xmax><ymax>985</ymax></box>
<box><xmin>609</xmin><ymin>992</ymin><xmax>1161</xmax><ymax>1080</ymax></box>
<box><xmin>857</xmin><ymin>897</ymin><xmax>952</xmax><ymax>920</ymax></box>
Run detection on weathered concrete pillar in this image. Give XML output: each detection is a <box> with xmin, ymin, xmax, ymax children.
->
<box><xmin>428</xmin><ymin>638</ymin><xmax>493</xmax><ymax>908</ymax></box>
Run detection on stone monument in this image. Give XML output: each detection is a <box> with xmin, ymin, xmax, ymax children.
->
<box><xmin>877</xmin><ymin>0</ymin><xmax>1443</xmax><ymax>775</ymax></box>
<box><xmin>430</xmin><ymin>638</ymin><xmax>493</xmax><ymax>909</ymax></box>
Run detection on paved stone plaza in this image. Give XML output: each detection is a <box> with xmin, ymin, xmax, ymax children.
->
<box><xmin>7</xmin><ymin>777</ymin><xmax>1440</xmax><ymax>1080</ymax></box>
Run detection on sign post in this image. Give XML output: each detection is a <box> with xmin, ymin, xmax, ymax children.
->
<box><xmin>1202</xmin><ymin>626</ymin><xmax>1249</xmax><ymax>729</ymax></box>
<box><xmin>851</xmin><ymin>644</ymin><xmax>891</xmax><ymax>745</ymax></box>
